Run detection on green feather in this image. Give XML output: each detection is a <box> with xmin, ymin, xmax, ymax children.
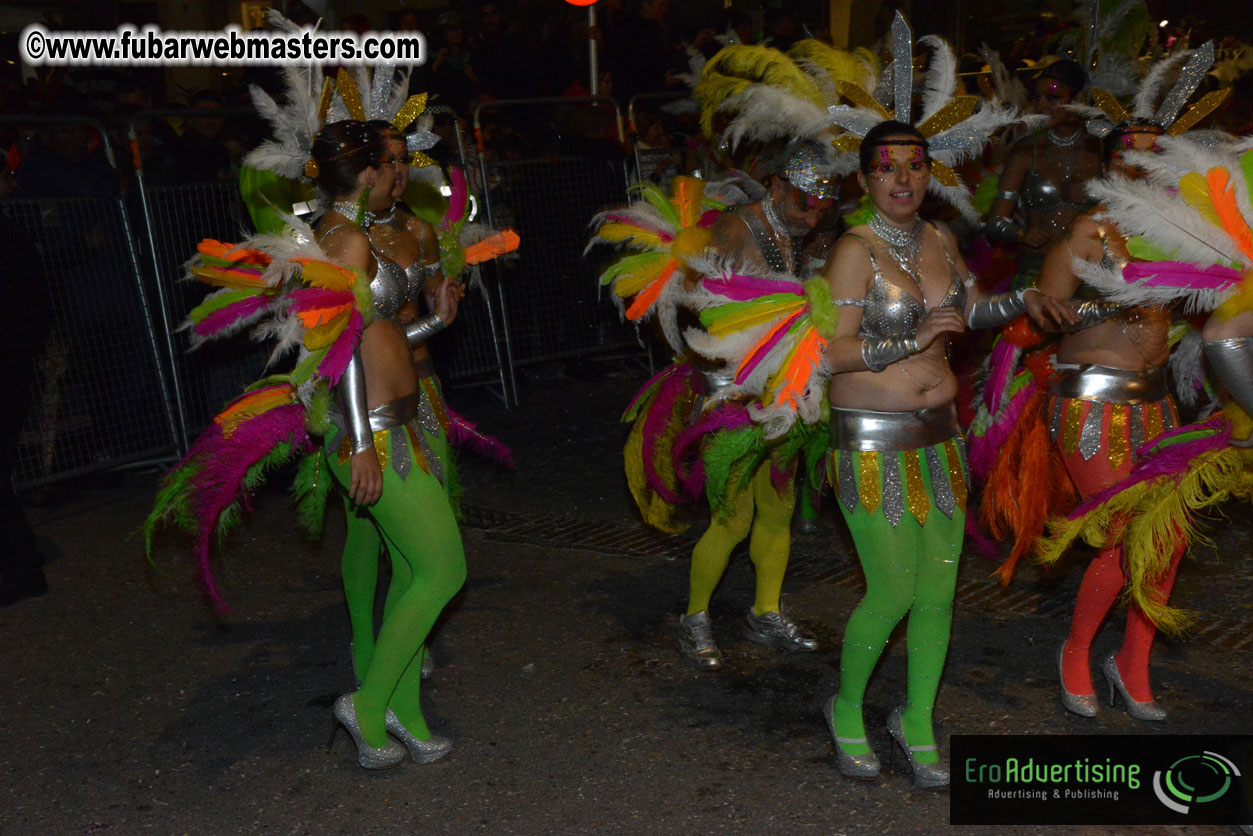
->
<box><xmin>1240</xmin><ymin>148</ymin><xmax>1253</xmax><ymax>208</ymax></box>
<box><xmin>599</xmin><ymin>251</ymin><xmax>666</xmax><ymax>287</ymax></box>
<box><xmin>842</xmin><ymin>194</ymin><xmax>875</xmax><ymax>228</ymax></box>
<box><xmin>702</xmin><ymin>423</ymin><xmax>770</xmax><ymax>517</ymax></box>
<box><xmin>698</xmin><ymin>294</ymin><xmax>799</xmax><ymax>328</ymax></box>
<box><xmin>143</xmin><ymin>462</ymin><xmax>202</xmax><ymax>557</ymax></box>
<box><xmin>293</xmin><ymin>449</ymin><xmax>332</xmax><ymax>540</ymax></box>
<box><xmin>305</xmin><ymin>383</ymin><xmax>332</xmax><ymax>437</ymax></box>
<box><xmin>188</xmin><ymin>287</ymin><xmax>263</xmax><ymax>323</ymax></box>
<box><xmin>1125</xmin><ymin>236</ymin><xmax>1175</xmax><ymax>261</ymax></box>
<box><xmin>637</xmin><ymin>182</ymin><xmax>682</xmax><ymax>228</ymax></box>
<box><xmin>802</xmin><ymin>277</ymin><xmax>840</xmax><ymax>341</ymax></box>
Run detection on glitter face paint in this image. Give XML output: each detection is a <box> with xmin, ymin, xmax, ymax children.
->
<box><xmin>867</xmin><ymin>142</ymin><xmax>928</xmax><ymax>181</ymax></box>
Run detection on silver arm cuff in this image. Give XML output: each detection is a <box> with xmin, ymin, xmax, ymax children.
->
<box><xmin>995</xmin><ymin>190</ymin><xmax>1020</xmax><ymax>206</ymax></box>
<box><xmin>339</xmin><ymin>351</ymin><xmax>373</xmax><ymax>455</ymax></box>
<box><xmin>1204</xmin><ymin>337</ymin><xmax>1253</xmax><ymax>418</ymax></box>
<box><xmin>968</xmin><ymin>288</ymin><xmax>1028</xmax><ymax>329</ymax></box>
<box><xmin>861</xmin><ymin>336</ymin><xmax>920</xmax><ymax>372</ymax></box>
<box><xmin>404</xmin><ymin>313</ymin><xmax>446</xmax><ymax>345</ymax></box>
<box><xmin>1056</xmin><ymin>298</ymin><xmax>1122</xmax><ymax>332</ymax></box>
<box><xmin>985</xmin><ymin>215</ymin><xmax>1021</xmax><ymax>244</ymax></box>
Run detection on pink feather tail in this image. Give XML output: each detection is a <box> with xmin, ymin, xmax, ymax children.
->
<box><xmin>445</xmin><ymin>405</ymin><xmax>514</xmax><ymax>469</ymax></box>
<box><xmin>969</xmin><ymin>378</ymin><xmax>1035</xmax><ymax>481</ymax></box>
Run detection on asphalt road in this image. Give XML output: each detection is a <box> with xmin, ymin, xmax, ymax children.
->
<box><xmin>3</xmin><ymin>360</ymin><xmax>1250</xmax><ymax>835</ymax></box>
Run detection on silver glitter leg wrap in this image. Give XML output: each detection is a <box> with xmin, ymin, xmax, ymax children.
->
<box><xmin>967</xmin><ymin>289</ymin><xmax>1027</xmax><ymax>330</ymax></box>
<box><xmin>414</xmin><ymin>386</ymin><xmax>445</xmax><ymax>485</ymax></box>
<box><xmin>861</xmin><ymin>336</ymin><xmax>921</xmax><ymax>372</ymax></box>
<box><xmin>1204</xmin><ymin>337</ymin><xmax>1253</xmax><ymax>418</ymax></box>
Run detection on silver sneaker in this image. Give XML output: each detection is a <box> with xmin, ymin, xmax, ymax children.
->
<box><xmin>677</xmin><ymin>611</ymin><xmax>723</xmax><ymax>670</ymax></box>
<box><xmin>743</xmin><ymin>607</ymin><xmax>818</xmax><ymax>652</ymax></box>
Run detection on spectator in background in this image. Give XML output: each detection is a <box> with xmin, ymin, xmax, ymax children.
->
<box><xmin>16</xmin><ymin>100</ymin><xmax>119</xmax><ymax>199</ymax></box>
<box><xmin>605</xmin><ymin>0</ymin><xmax>679</xmax><ymax>104</ymax></box>
<box><xmin>430</xmin><ymin>14</ymin><xmax>478</xmax><ymax>114</ymax></box>
<box><xmin>472</xmin><ymin>2</ymin><xmax>526</xmax><ymax>102</ymax></box>
<box><xmin>0</xmin><ymin>214</ymin><xmax>51</xmax><ymax>607</ymax></box>
<box><xmin>169</xmin><ymin>89</ymin><xmax>233</xmax><ymax>183</ymax></box>
<box><xmin>764</xmin><ymin>7</ymin><xmax>799</xmax><ymax>51</ymax></box>
<box><xmin>397</xmin><ymin>9</ymin><xmax>432</xmax><ymax>100</ymax></box>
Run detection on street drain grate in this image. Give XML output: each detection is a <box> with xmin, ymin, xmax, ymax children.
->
<box><xmin>460</xmin><ymin>506</ymin><xmax>1253</xmax><ymax>652</ymax></box>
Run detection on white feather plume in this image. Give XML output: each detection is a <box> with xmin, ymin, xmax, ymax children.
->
<box><xmin>916</xmin><ymin>35</ymin><xmax>958</xmax><ymax>123</ymax></box>
<box><xmin>1131</xmin><ymin>48</ymin><xmax>1190</xmax><ymax>119</ymax></box>
<box><xmin>720</xmin><ymin>87</ymin><xmax>834</xmax><ymax>149</ymax></box>
<box><xmin>1088</xmin><ymin>174</ymin><xmax>1243</xmax><ymax>267</ymax></box>
<box><xmin>1169</xmin><ymin>326</ymin><xmax>1206</xmax><ymax>407</ymax></box>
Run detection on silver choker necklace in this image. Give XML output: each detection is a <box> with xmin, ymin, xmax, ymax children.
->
<box><xmin>869</xmin><ymin>212</ymin><xmax>924</xmax><ymax>281</ymax></box>
<box><xmin>1047</xmin><ymin>128</ymin><xmax>1082</xmax><ymax>148</ymax></box>
<box><xmin>374</xmin><ymin>205</ymin><xmax>398</xmax><ymax>225</ymax></box>
<box><xmin>332</xmin><ymin>200</ymin><xmax>376</xmax><ymax>229</ymax></box>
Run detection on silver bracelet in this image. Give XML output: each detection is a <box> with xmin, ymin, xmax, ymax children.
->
<box><xmin>985</xmin><ymin>215</ymin><xmax>1022</xmax><ymax>244</ymax></box>
<box><xmin>1061</xmin><ymin>298</ymin><xmax>1122</xmax><ymax>331</ymax></box>
<box><xmin>1204</xmin><ymin>337</ymin><xmax>1253</xmax><ymax>418</ymax></box>
<box><xmin>861</xmin><ymin>336</ymin><xmax>921</xmax><ymax>372</ymax></box>
<box><xmin>404</xmin><ymin>313</ymin><xmax>446</xmax><ymax>345</ymax></box>
<box><xmin>968</xmin><ymin>288</ymin><xmax>1029</xmax><ymax>329</ymax></box>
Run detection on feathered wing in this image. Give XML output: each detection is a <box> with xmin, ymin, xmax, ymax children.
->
<box><xmin>146</xmin><ymin>228</ymin><xmax>375</xmax><ymax>610</ymax></box>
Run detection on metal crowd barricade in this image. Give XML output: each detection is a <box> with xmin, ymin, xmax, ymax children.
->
<box><xmin>423</xmin><ymin>104</ymin><xmax>511</xmax><ymax>405</ymax></box>
<box><xmin>4</xmin><ymin>115</ymin><xmax>182</xmax><ymax>489</ymax></box>
<box><xmin>127</xmin><ymin>108</ymin><xmax>266</xmax><ymax>449</ymax></box>
<box><xmin>473</xmin><ymin>97</ymin><xmax>650</xmax><ymax>402</ymax></box>
<box><xmin>627</xmin><ymin>92</ymin><xmax>688</xmax><ymax>186</ymax></box>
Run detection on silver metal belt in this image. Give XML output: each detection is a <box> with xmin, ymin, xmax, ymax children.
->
<box><xmin>829</xmin><ymin>403</ymin><xmax>960</xmax><ymax>452</ymax></box>
<box><xmin>1049</xmin><ymin>364</ymin><xmax>1166</xmax><ymax>404</ymax></box>
<box><xmin>329</xmin><ymin>393</ymin><xmax>419</xmax><ymax>434</ymax></box>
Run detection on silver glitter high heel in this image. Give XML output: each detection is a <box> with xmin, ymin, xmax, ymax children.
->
<box><xmin>1102</xmin><ymin>654</ymin><xmax>1167</xmax><ymax>722</ymax></box>
<box><xmin>677</xmin><ymin>611</ymin><xmax>723</xmax><ymax>670</ymax></box>
<box><xmin>742</xmin><ymin>607</ymin><xmax>818</xmax><ymax>652</ymax></box>
<box><xmin>1058</xmin><ymin>642</ymin><xmax>1098</xmax><ymax>718</ymax></box>
<box><xmin>824</xmin><ymin>695</ymin><xmax>880</xmax><ymax>780</ymax></box>
<box><xmin>329</xmin><ymin>695</ymin><xmax>406</xmax><ymax>769</ymax></box>
<box><xmin>887</xmin><ymin>706</ymin><xmax>949</xmax><ymax>789</ymax></box>
<box><xmin>384</xmin><ymin>708</ymin><xmax>452</xmax><ymax>763</ymax></box>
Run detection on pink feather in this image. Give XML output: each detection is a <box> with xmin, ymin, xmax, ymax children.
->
<box><xmin>697</xmin><ymin>209</ymin><xmax>720</xmax><ymax>228</ymax></box>
<box><xmin>969</xmin><ymin>378</ymin><xmax>1035</xmax><ymax>481</ymax></box>
<box><xmin>674</xmin><ymin>402</ymin><xmax>752</xmax><ymax>500</ymax></box>
<box><xmin>287</xmin><ymin>286</ymin><xmax>355</xmax><ymax>313</ymax></box>
<box><xmin>445</xmin><ymin>405</ymin><xmax>514</xmax><ymax>469</ymax></box>
<box><xmin>441</xmin><ymin>166</ymin><xmax>468</xmax><ymax>232</ymax></box>
<box><xmin>193</xmin><ymin>296</ymin><xmax>269</xmax><ymax>337</ymax></box>
<box><xmin>983</xmin><ymin>340</ymin><xmax>1022</xmax><ymax>412</ymax></box>
<box><xmin>317</xmin><ymin>309</ymin><xmax>363</xmax><ymax>385</ymax></box>
<box><xmin>640</xmin><ymin>366</ymin><xmax>696</xmax><ymax>503</ymax></box>
<box><xmin>178</xmin><ymin>402</ymin><xmax>310</xmax><ymax>611</ymax></box>
<box><xmin>734</xmin><ymin>310</ymin><xmax>802</xmax><ymax>385</ymax></box>
<box><xmin>703</xmin><ymin>273</ymin><xmax>802</xmax><ymax>301</ymax></box>
<box><xmin>1123</xmin><ymin>261</ymin><xmax>1242</xmax><ymax>289</ymax></box>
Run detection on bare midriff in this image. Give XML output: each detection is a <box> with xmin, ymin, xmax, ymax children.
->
<box><xmin>1057</xmin><ymin>306</ymin><xmax>1171</xmax><ymax>372</ymax></box>
<box><xmin>828</xmin><ymin>340</ymin><xmax>957</xmax><ymax>412</ymax></box>
<box><xmin>360</xmin><ymin>319</ymin><xmax>419</xmax><ymax>407</ymax></box>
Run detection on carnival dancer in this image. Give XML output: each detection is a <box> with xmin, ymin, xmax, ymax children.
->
<box><xmin>985</xmin><ymin>60</ymin><xmax>1103</xmax><ymax>288</ymax></box>
<box><xmin>597</xmin><ymin>39</ymin><xmax>877</xmax><ymax>670</ymax></box>
<box><xmin>146</xmin><ymin>56</ymin><xmax>470</xmax><ymax>768</ymax></box>
<box><xmin>686</xmin><ymin>13</ymin><xmax>1059</xmax><ymax>784</ymax></box>
<box><xmin>980</xmin><ymin>43</ymin><xmax>1237</xmax><ymax>721</ymax></box>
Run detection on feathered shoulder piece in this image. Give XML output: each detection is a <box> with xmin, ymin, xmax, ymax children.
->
<box><xmin>694</xmin><ymin>38</ymin><xmax>877</xmax><ymax>152</ymax></box>
<box><xmin>682</xmin><ymin>253</ymin><xmax>837</xmax><ymax>438</ymax></box>
<box><xmin>145</xmin><ymin>219</ymin><xmax>374</xmax><ymax>610</ymax></box>
<box><xmin>1079</xmin><ymin>138</ymin><xmax>1253</xmax><ymax>315</ymax></box>
<box><xmin>587</xmin><ymin>175</ymin><xmax>745</xmax><ymax>351</ymax></box>
<box><xmin>825</xmin><ymin>12</ymin><xmax>1042</xmax><ymax>220</ymax></box>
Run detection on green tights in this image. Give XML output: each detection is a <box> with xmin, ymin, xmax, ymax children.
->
<box><xmin>328</xmin><ymin>431</ymin><xmax>466</xmax><ymax>748</ymax></box>
<box><xmin>686</xmin><ymin>463</ymin><xmax>795</xmax><ymax>617</ymax></box>
<box><xmin>830</xmin><ymin>449</ymin><xmax>964</xmax><ymax>764</ymax></box>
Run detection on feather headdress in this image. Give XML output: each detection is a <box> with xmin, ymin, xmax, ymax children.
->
<box><xmin>1075</xmin><ymin>41</ymin><xmax>1229</xmax><ymax>139</ymax></box>
<box><xmin>824</xmin><ymin>12</ymin><xmax>1044</xmax><ymax>220</ymax></box>
<box><xmin>243</xmin><ymin>10</ymin><xmax>439</xmax><ymax>180</ymax></box>
<box><xmin>694</xmin><ymin>38</ymin><xmax>877</xmax><ymax>156</ymax></box>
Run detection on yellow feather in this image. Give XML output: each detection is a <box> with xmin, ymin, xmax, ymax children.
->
<box><xmin>1178</xmin><ymin>171</ymin><xmax>1223</xmax><ymax>228</ymax></box>
<box><xmin>303</xmin><ymin>309</ymin><xmax>350</xmax><ymax>350</ymax></box>
<box><xmin>614</xmin><ymin>257</ymin><xmax>673</xmax><ymax>298</ymax></box>
<box><xmin>706</xmin><ymin>299</ymin><xmax>803</xmax><ymax>337</ymax></box>
<box><xmin>597</xmin><ymin>223</ymin><xmax>667</xmax><ymax>250</ymax></box>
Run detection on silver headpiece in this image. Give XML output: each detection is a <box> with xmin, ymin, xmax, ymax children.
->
<box><xmin>780</xmin><ymin>141</ymin><xmax>839</xmax><ymax>199</ymax></box>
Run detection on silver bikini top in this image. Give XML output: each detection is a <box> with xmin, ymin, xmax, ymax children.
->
<box><xmin>836</xmin><ymin>227</ymin><xmax>968</xmax><ymax>339</ymax></box>
<box><xmin>321</xmin><ymin>222</ymin><xmax>438</xmax><ymax>321</ymax></box>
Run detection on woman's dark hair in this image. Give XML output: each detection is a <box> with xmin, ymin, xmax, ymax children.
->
<box><xmin>1038</xmin><ymin>59</ymin><xmax>1088</xmax><ymax>94</ymax></box>
<box><xmin>858</xmin><ymin>120</ymin><xmax>928</xmax><ymax>173</ymax></box>
<box><xmin>311</xmin><ymin>119</ymin><xmax>388</xmax><ymax>197</ymax></box>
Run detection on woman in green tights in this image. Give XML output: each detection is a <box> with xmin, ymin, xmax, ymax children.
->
<box><xmin>313</xmin><ymin>120</ymin><xmax>466</xmax><ymax>769</ymax></box>
<box><xmin>820</xmin><ymin>121</ymin><xmax>1071</xmax><ymax>787</ymax></box>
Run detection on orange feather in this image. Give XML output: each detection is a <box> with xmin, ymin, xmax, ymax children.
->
<box><xmin>1206</xmin><ymin>168</ymin><xmax>1253</xmax><ymax>262</ymax></box>
<box><xmin>735</xmin><ymin>311</ymin><xmax>796</xmax><ymax>380</ymax></box>
<box><xmin>773</xmin><ymin>329</ymin><xmax>824</xmax><ymax>408</ymax></box>
<box><xmin>464</xmin><ymin>229</ymin><xmax>521</xmax><ymax>265</ymax></box>
<box><xmin>624</xmin><ymin>261</ymin><xmax>678</xmax><ymax>320</ymax></box>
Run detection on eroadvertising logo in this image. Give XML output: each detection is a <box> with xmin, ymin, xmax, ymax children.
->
<box><xmin>950</xmin><ymin>735</ymin><xmax>1253</xmax><ymax>826</ymax></box>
